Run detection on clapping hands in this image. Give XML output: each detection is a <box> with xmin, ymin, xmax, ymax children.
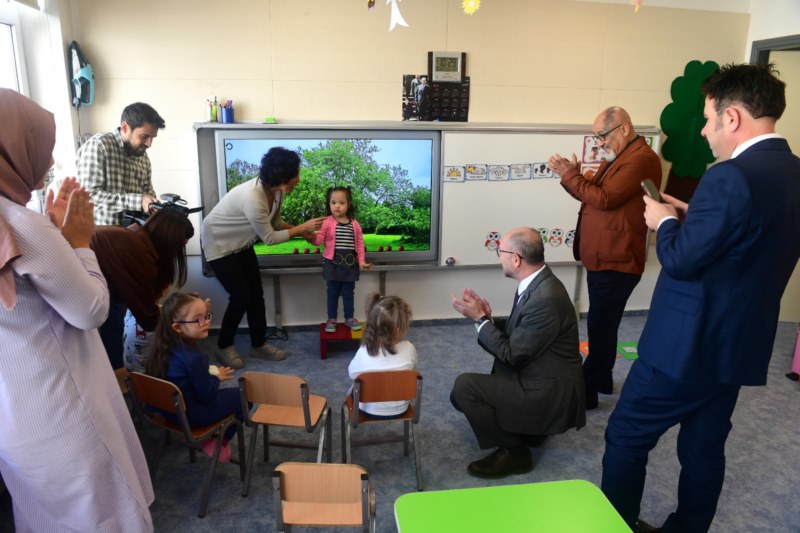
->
<box><xmin>452</xmin><ymin>288</ymin><xmax>492</xmax><ymax>321</ymax></box>
<box><xmin>47</xmin><ymin>177</ymin><xmax>94</xmax><ymax>249</ymax></box>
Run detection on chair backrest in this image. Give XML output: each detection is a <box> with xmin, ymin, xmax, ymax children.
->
<box><xmin>240</xmin><ymin>371</ymin><xmax>306</xmax><ymax>407</ymax></box>
<box><xmin>274</xmin><ymin>461</ymin><xmax>373</xmax><ymax>531</ymax></box>
<box><xmin>354</xmin><ymin>370</ymin><xmax>421</xmax><ymax>403</ymax></box>
<box><xmin>275</xmin><ymin>462</ymin><xmax>367</xmax><ymax>504</ymax></box>
<box><xmin>128</xmin><ymin>372</ymin><xmax>185</xmax><ymax>415</ymax></box>
<box><xmin>114</xmin><ymin>367</ymin><xmax>130</xmax><ymax>395</ymax></box>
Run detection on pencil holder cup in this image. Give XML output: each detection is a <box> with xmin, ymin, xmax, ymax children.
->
<box><xmin>221</xmin><ymin>107</ymin><xmax>234</xmax><ymax>124</ymax></box>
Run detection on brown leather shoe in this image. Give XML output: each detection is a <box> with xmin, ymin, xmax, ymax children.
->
<box><xmin>467</xmin><ymin>448</ymin><xmax>533</xmax><ymax>478</ymax></box>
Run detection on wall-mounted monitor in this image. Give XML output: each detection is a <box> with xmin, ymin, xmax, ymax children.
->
<box><xmin>212</xmin><ymin>128</ymin><xmax>441</xmax><ymax>268</ymax></box>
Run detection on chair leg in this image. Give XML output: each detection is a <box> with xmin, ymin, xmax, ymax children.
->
<box><xmin>325</xmin><ymin>407</ymin><xmax>332</xmax><ymax>463</ymax></box>
<box><xmin>412</xmin><ymin>423</ymin><xmax>423</xmax><ymax>491</ymax></box>
<box><xmin>150</xmin><ymin>429</ymin><xmax>169</xmax><ymax>480</ymax></box>
<box><xmin>316</xmin><ymin>408</ymin><xmax>328</xmax><ymax>464</ymax></box>
<box><xmin>342</xmin><ymin>408</ymin><xmax>352</xmax><ymax>464</ymax></box>
<box><xmin>273</xmin><ymin>473</ymin><xmax>285</xmax><ymax>532</ymax></box>
<box><xmin>197</xmin><ymin>437</ymin><xmax>224</xmax><ymax>518</ymax></box>
<box><xmin>236</xmin><ymin>423</ymin><xmax>247</xmax><ymax>483</ymax></box>
<box><xmin>263</xmin><ymin>424</ymin><xmax>270</xmax><ymax>462</ymax></box>
<box><xmin>242</xmin><ymin>425</ymin><xmax>259</xmax><ymax>497</ymax></box>
<box><xmin>403</xmin><ymin>420</ymin><xmax>410</xmax><ymax>457</ymax></box>
<box><xmin>340</xmin><ymin>406</ymin><xmax>348</xmax><ymax>463</ymax></box>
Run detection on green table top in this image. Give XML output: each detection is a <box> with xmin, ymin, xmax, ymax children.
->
<box><xmin>394</xmin><ymin>479</ymin><xmax>631</xmax><ymax>533</ymax></box>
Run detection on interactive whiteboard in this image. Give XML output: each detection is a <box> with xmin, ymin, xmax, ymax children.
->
<box><xmin>440</xmin><ymin>128</ymin><xmax>661</xmax><ymax>266</ymax></box>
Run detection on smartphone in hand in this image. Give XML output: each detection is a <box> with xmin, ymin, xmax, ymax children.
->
<box><xmin>641</xmin><ymin>179</ymin><xmax>661</xmax><ymax>202</ymax></box>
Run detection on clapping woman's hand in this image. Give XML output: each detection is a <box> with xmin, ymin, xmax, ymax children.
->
<box><xmin>60</xmin><ymin>187</ymin><xmax>94</xmax><ymax>249</ymax></box>
<box><xmin>45</xmin><ymin>177</ymin><xmax>81</xmax><ymax>228</ymax></box>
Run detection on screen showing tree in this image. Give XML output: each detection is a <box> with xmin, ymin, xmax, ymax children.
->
<box><xmin>214</xmin><ymin>129</ymin><xmax>441</xmax><ymax>267</ymax></box>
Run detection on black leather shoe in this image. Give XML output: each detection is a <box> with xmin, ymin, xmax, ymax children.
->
<box><xmin>786</xmin><ymin>372</ymin><xmax>799</xmax><ymax>382</ymax></box>
<box><xmin>467</xmin><ymin>448</ymin><xmax>533</xmax><ymax>478</ymax></box>
<box><xmin>635</xmin><ymin>519</ymin><xmax>662</xmax><ymax>532</ymax></box>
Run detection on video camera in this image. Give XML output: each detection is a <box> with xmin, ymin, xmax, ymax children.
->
<box><xmin>122</xmin><ymin>193</ymin><xmax>203</xmax><ymax>226</ymax></box>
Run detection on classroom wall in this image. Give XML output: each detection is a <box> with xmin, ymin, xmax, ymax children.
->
<box><xmin>49</xmin><ymin>0</ymin><xmax>776</xmax><ymax>324</ymax></box>
<box><xmin>771</xmin><ymin>51</ymin><xmax>800</xmax><ymax>322</ymax></box>
<box><xmin>746</xmin><ymin>0</ymin><xmax>800</xmax><ymax>60</ymax></box>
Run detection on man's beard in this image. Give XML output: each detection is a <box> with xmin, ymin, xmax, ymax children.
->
<box><xmin>603</xmin><ymin>149</ymin><xmax>616</xmax><ymax>162</ymax></box>
<box><xmin>123</xmin><ymin>141</ymin><xmax>145</xmax><ymax>157</ymax></box>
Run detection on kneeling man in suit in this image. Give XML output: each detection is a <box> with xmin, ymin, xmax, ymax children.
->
<box><xmin>451</xmin><ymin>227</ymin><xmax>586</xmax><ymax>478</ymax></box>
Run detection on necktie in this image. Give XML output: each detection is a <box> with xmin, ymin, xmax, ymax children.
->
<box><xmin>510</xmin><ymin>289</ymin><xmax>520</xmax><ymax>317</ymax></box>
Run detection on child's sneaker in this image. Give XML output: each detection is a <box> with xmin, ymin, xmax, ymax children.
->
<box><xmin>325</xmin><ymin>319</ymin><xmax>336</xmax><ymax>333</ymax></box>
<box><xmin>345</xmin><ymin>318</ymin><xmax>362</xmax><ymax>331</ymax></box>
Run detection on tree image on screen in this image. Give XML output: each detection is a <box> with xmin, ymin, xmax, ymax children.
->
<box><xmin>225</xmin><ymin>139</ymin><xmax>432</xmax><ymax>255</ymax></box>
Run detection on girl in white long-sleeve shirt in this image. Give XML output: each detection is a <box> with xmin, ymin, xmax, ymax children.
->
<box><xmin>347</xmin><ymin>294</ymin><xmax>417</xmax><ymax>417</ymax></box>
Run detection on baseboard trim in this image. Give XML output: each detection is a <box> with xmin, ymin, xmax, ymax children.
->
<box><xmin>208</xmin><ymin>310</ymin><xmax>652</xmax><ymax>335</ymax></box>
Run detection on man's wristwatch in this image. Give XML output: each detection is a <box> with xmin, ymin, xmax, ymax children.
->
<box><xmin>475</xmin><ymin>315</ymin><xmax>491</xmax><ymax>325</ymax></box>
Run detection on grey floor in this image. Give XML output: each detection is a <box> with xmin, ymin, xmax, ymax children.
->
<box><xmin>2</xmin><ymin>316</ymin><xmax>799</xmax><ymax>532</ymax></box>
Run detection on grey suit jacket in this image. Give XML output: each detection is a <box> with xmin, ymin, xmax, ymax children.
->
<box><xmin>477</xmin><ymin>265</ymin><xmax>585</xmax><ymax>435</ymax></box>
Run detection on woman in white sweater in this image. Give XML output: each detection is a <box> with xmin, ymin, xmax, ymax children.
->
<box><xmin>200</xmin><ymin>147</ymin><xmax>323</xmax><ymax>368</ymax></box>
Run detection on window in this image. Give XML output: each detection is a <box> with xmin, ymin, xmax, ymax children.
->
<box><xmin>0</xmin><ymin>3</ymin><xmax>29</xmax><ymax>94</ymax></box>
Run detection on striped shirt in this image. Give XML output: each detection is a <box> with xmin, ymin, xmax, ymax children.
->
<box><xmin>334</xmin><ymin>221</ymin><xmax>356</xmax><ymax>250</ymax></box>
<box><xmin>77</xmin><ymin>129</ymin><xmax>156</xmax><ymax>226</ymax></box>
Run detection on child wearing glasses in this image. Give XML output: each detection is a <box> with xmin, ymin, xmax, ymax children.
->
<box><xmin>145</xmin><ymin>292</ymin><xmax>243</xmax><ymax>462</ymax></box>
<box><xmin>306</xmin><ymin>186</ymin><xmax>373</xmax><ymax>333</ymax></box>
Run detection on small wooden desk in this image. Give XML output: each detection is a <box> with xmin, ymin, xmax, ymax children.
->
<box><xmin>394</xmin><ymin>479</ymin><xmax>630</xmax><ymax>533</ymax></box>
<box><xmin>319</xmin><ymin>322</ymin><xmax>363</xmax><ymax>359</ymax></box>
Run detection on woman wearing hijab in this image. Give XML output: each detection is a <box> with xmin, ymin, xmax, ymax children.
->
<box><xmin>0</xmin><ymin>89</ymin><xmax>153</xmax><ymax>531</ymax></box>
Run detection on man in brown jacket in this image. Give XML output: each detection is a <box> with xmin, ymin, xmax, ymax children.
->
<box><xmin>548</xmin><ymin>107</ymin><xmax>661</xmax><ymax>409</ymax></box>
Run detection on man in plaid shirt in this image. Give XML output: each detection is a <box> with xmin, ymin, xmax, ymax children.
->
<box><xmin>77</xmin><ymin>102</ymin><xmax>165</xmax><ymax>225</ymax></box>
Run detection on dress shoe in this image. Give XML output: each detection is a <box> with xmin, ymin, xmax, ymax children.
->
<box><xmin>786</xmin><ymin>372</ymin><xmax>799</xmax><ymax>382</ymax></box>
<box><xmin>635</xmin><ymin>519</ymin><xmax>662</xmax><ymax>532</ymax></box>
<box><xmin>467</xmin><ymin>447</ymin><xmax>533</xmax><ymax>478</ymax></box>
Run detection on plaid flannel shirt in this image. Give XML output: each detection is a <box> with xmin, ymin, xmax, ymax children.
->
<box><xmin>76</xmin><ymin>129</ymin><xmax>156</xmax><ymax>225</ymax></box>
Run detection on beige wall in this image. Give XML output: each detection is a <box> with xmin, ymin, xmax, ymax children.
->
<box><xmin>57</xmin><ymin>1</ymin><xmax>771</xmax><ymax>324</ymax></box>
<box><xmin>772</xmin><ymin>51</ymin><xmax>800</xmax><ymax>322</ymax></box>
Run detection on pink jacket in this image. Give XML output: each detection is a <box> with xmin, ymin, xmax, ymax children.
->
<box><xmin>309</xmin><ymin>215</ymin><xmax>367</xmax><ymax>265</ymax></box>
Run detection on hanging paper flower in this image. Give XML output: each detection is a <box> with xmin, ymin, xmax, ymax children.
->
<box><xmin>462</xmin><ymin>0</ymin><xmax>481</xmax><ymax>15</ymax></box>
<box><xmin>386</xmin><ymin>0</ymin><xmax>409</xmax><ymax>31</ymax></box>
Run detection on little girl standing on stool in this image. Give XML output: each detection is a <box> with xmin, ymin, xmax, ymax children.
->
<box><xmin>308</xmin><ymin>186</ymin><xmax>372</xmax><ymax>333</ymax></box>
<box><xmin>145</xmin><ymin>292</ymin><xmax>243</xmax><ymax>462</ymax></box>
<box><xmin>348</xmin><ymin>294</ymin><xmax>417</xmax><ymax>418</ymax></box>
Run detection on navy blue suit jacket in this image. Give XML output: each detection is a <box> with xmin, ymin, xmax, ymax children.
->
<box><xmin>639</xmin><ymin>138</ymin><xmax>800</xmax><ymax>386</ymax></box>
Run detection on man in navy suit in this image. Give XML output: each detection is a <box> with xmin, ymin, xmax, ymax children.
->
<box><xmin>601</xmin><ymin>63</ymin><xmax>800</xmax><ymax>532</ymax></box>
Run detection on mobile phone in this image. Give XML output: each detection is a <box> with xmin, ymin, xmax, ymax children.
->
<box><xmin>641</xmin><ymin>179</ymin><xmax>661</xmax><ymax>202</ymax></box>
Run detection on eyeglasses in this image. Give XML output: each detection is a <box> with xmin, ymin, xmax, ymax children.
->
<box><xmin>174</xmin><ymin>313</ymin><xmax>213</xmax><ymax>327</ymax></box>
<box><xmin>495</xmin><ymin>248</ymin><xmax>519</xmax><ymax>258</ymax></box>
<box><xmin>594</xmin><ymin>123</ymin><xmax>622</xmax><ymax>142</ymax></box>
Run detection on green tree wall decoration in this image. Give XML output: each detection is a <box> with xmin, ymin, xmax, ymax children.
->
<box><xmin>660</xmin><ymin>60</ymin><xmax>718</xmax><ymax>181</ymax></box>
